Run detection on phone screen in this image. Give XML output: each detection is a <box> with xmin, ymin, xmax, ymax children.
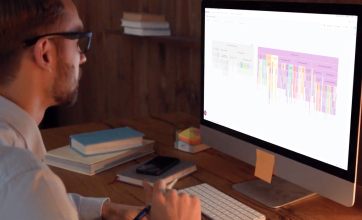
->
<box><xmin>136</xmin><ymin>156</ymin><xmax>180</xmax><ymax>175</ymax></box>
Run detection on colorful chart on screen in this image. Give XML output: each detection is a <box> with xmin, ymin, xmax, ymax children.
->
<box><xmin>212</xmin><ymin>41</ymin><xmax>254</xmax><ymax>76</ymax></box>
<box><xmin>257</xmin><ymin>47</ymin><xmax>338</xmax><ymax>116</ymax></box>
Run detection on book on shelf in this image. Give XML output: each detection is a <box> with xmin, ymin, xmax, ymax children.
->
<box><xmin>123</xmin><ymin>27</ymin><xmax>171</xmax><ymax>36</ymax></box>
<box><xmin>123</xmin><ymin>12</ymin><xmax>166</xmax><ymax>22</ymax></box>
<box><xmin>116</xmin><ymin>160</ymin><xmax>197</xmax><ymax>187</ymax></box>
<box><xmin>121</xmin><ymin>19</ymin><xmax>170</xmax><ymax>29</ymax></box>
<box><xmin>70</xmin><ymin>127</ymin><xmax>144</xmax><ymax>156</ymax></box>
<box><xmin>45</xmin><ymin>139</ymin><xmax>155</xmax><ymax>176</ymax></box>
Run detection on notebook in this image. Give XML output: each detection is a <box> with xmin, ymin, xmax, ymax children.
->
<box><xmin>116</xmin><ymin>160</ymin><xmax>197</xmax><ymax>186</ymax></box>
<box><xmin>70</xmin><ymin>127</ymin><xmax>144</xmax><ymax>156</ymax></box>
<box><xmin>45</xmin><ymin>140</ymin><xmax>154</xmax><ymax>176</ymax></box>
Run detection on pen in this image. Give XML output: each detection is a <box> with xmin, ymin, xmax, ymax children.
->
<box><xmin>133</xmin><ymin>179</ymin><xmax>179</xmax><ymax>220</ymax></box>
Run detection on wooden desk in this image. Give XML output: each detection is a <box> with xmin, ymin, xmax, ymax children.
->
<box><xmin>41</xmin><ymin>113</ymin><xmax>362</xmax><ymax>220</ymax></box>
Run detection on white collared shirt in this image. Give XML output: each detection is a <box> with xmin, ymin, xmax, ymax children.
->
<box><xmin>0</xmin><ymin>95</ymin><xmax>108</xmax><ymax>220</ymax></box>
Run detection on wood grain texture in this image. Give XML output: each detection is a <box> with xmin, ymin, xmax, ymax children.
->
<box><xmin>41</xmin><ymin>113</ymin><xmax>362</xmax><ymax>220</ymax></box>
<box><xmin>51</xmin><ymin>0</ymin><xmax>202</xmax><ymax>128</ymax></box>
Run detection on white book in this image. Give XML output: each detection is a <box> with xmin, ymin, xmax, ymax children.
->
<box><xmin>45</xmin><ymin>140</ymin><xmax>155</xmax><ymax>176</ymax></box>
<box><xmin>121</xmin><ymin>19</ymin><xmax>170</xmax><ymax>29</ymax></box>
<box><xmin>124</xmin><ymin>27</ymin><xmax>171</xmax><ymax>36</ymax></box>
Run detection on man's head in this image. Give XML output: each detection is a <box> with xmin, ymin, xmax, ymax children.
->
<box><xmin>0</xmin><ymin>0</ymin><xmax>89</xmax><ymax>107</ymax></box>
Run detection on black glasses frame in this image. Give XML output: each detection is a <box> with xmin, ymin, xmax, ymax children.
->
<box><xmin>23</xmin><ymin>32</ymin><xmax>93</xmax><ymax>54</ymax></box>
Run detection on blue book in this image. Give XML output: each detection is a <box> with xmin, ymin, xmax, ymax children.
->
<box><xmin>70</xmin><ymin>127</ymin><xmax>144</xmax><ymax>156</ymax></box>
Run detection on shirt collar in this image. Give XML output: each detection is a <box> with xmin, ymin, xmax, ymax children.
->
<box><xmin>0</xmin><ymin>95</ymin><xmax>46</xmax><ymax>160</ymax></box>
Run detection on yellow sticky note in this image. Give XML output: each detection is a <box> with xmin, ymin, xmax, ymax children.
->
<box><xmin>178</xmin><ymin>127</ymin><xmax>201</xmax><ymax>145</ymax></box>
<box><xmin>254</xmin><ymin>149</ymin><xmax>275</xmax><ymax>183</ymax></box>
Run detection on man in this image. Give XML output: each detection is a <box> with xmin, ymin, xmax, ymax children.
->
<box><xmin>0</xmin><ymin>0</ymin><xmax>201</xmax><ymax>219</ymax></box>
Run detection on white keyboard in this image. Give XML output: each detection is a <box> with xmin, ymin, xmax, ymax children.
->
<box><xmin>179</xmin><ymin>183</ymin><xmax>266</xmax><ymax>220</ymax></box>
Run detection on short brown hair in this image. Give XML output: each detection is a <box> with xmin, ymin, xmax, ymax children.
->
<box><xmin>0</xmin><ymin>0</ymin><xmax>65</xmax><ymax>85</ymax></box>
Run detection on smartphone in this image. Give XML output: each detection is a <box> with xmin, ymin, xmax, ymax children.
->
<box><xmin>136</xmin><ymin>156</ymin><xmax>180</xmax><ymax>176</ymax></box>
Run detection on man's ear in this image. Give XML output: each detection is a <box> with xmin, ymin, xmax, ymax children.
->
<box><xmin>33</xmin><ymin>38</ymin><xmax>56</xmax><ymax>72</ymax></box>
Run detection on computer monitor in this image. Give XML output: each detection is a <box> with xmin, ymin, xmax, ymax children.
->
<box><xmin>201</xmin><ymin>1</ymin><xmax>362</xmax><ymax>207</ymax></box>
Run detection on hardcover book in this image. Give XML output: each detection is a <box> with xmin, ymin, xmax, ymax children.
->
<box><xmin>70</xmin><ymin>127</ymin><xmax>144</xmax><ymax>156</ymax></box>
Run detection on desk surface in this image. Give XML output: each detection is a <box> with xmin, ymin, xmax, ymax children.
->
<box><xmin>41</xmin><ymin>112</ymin><xmax>362</xmax><ymax>220</ymax></box>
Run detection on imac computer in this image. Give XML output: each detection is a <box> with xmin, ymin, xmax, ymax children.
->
<box><xmin>201</xmin><ymin>1</ymin><xmax>362</xmax><ymax>207</ymax></box>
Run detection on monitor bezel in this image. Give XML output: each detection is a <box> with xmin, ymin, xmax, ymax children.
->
<box><xmin>201</xmin><ymin>1</ymin><xmax>362</xmax><ymax>183</ymax></box>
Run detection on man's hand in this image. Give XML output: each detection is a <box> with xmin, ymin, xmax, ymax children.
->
<box><xmin>101</xmin><ymin>201</ymin><xmax>148</xmax><ymax>220</ymax></box>
<box><xmin>142</xmin><ymin>179</ymin><xmax>202</xmax><ymax>220</ymax></box>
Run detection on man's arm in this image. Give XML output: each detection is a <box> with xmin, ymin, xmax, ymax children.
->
<box><xmin>0</xmin><ymin>145</ymin><xmax>112</xmax><ymax>220</ymax></box>
<box><xmin>68</xmin><ymin>193</ymin><xmax>109</xmax><ymax>220</ymax></box>
<box><xmin>0</xmin><ymin>146</ymin><xmax>150</xmax><ymax>220</ymax></box>
<box><xmin>0</xmin><ymin>146</ymin><xmax>200</xmax><ymax>220</ymax></box>
<box><xmin>0</xmin><ymin>158</ymin><xmax>114</xmax><ymax>220</ymax></box>
<box><xmin>0</xmin><ymin>163</ymin><xmax>79</xmax><ymax>220</ymax></box>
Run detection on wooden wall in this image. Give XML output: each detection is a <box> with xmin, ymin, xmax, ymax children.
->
<box><xmin>43</xmin><ymin>0</ymin><xmax>203</xmax><ymax>128</ymax></box>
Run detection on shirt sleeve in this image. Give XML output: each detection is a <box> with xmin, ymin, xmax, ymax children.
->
<box><xmin>68</xmin><ymin>193</ymin><xmax>110</xmax><ymax>220</ymax></box>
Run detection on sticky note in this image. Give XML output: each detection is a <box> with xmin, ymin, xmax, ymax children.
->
<box><xmin>178</xmin><ymin>127</ymin><xmax>201</xmax><ymax>145</ymax></box>
<box><xmin>254</xmin><ymin>149</ymin><xmax>275</xmax><ymax>183</ymax></box>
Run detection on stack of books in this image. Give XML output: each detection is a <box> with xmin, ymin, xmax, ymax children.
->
<box><xmin>45</xmin><ymin>127</ymin><xmax>154</xmax><ymax>176</ymax></box>
<box><xmin>121</xmin><ymin>12</ymin><xmax>171</xmax><ymax>36</ymax></box>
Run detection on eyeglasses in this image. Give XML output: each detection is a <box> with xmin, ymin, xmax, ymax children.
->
<box><xmin>23</xmin><ymin>32</ymin><xmax>93</xmax><ymax>54</ymax></box>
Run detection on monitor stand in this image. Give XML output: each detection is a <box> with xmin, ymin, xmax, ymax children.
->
<box><xmin>232</xmin><ymin>176</ymin><xmax>316</xmax><ymax>208</ymax></box>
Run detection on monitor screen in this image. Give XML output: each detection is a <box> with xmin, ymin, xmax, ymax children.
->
<box><xmin>203</xmin><ymin>8</ymin><xmax>358</xmax><ymax>170</ymax></box>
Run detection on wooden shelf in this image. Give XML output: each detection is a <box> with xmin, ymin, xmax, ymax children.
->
<box><xmin>105</xmin><ymin>29</ymin><xmax>200</xmax><ymax>48</ymax></box>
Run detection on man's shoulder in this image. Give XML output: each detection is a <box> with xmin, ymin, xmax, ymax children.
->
<box><xmin>0</xmin><ymin>146</ymin><xmax>47</xmax><ymax>185</ymax></box>
<box><xmin>0</xmin><ymin>121</ymin><xmax>23</xmax><ymax>147</ymax></box>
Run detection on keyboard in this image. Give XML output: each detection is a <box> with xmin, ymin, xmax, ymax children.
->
<box><xmin>179</xmin><ymin>183</ymin><xmax>266</xmax><ymax>220</ymax></box>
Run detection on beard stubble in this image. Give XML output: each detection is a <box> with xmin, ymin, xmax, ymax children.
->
<box><xmin>51</xmin><ymin>58</ymin><xmax>81</xmax><ymax>107</ymax></box>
